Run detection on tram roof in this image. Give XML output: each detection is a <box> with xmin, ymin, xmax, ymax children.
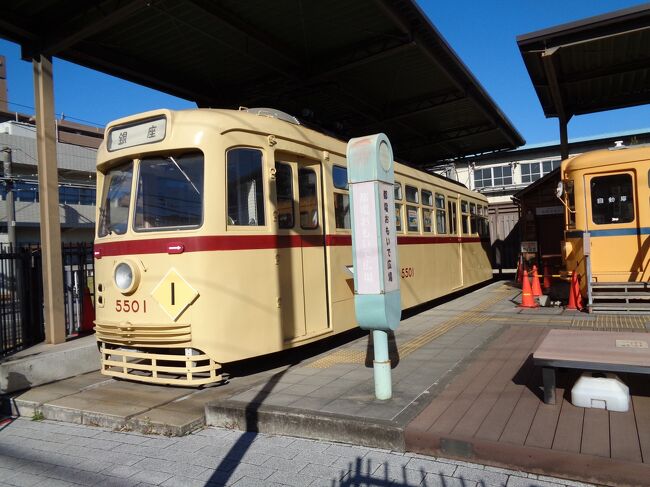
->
<box><xmin>0</xmin><ymin>0</ymin><xmax>523</xmax><ymax>168</ymax></box>
<box><xmin>563</xmin><ymin>144</ymin><xmax>650</xmax><ymax>172</ymax></box>
<box><xmin>517</xmin><ymin>4</ymin><xmax>650</xmax><ymax>119</ymax></box>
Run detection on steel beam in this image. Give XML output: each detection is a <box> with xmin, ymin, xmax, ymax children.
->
<box><xmin>542</xmin><ymin>47</ymin><xmax>568</xmax><ymax>122</ymax></box>
<box><xmin>33</xmin><ymin>54</ymin><xmax>66</xmax><ymax>344</ymax></box>
<box><xmin>43</xmin><ymin>0</ymin><xmax>149</xmax><ymax>56</ymax></box>
<box><xmin>542</xmin><ymin>47</ymin><xmax>572</xmax><ymax>160</ymax></box>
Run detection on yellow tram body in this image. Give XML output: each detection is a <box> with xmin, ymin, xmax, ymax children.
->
<box><xmin>93</xmin><ymin>108</ymin><xmax>492</xmax><ymax>385</ymax></box>
<box><xmin>561</xmin><ymin>146</ymin><xmax>650</xmax><ymax>290</ymax></box>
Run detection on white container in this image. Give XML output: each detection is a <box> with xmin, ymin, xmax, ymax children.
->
<box><xmin>571</xmin><ymin>372</ymin><xmax>630</xmax><ymax>412</ymax></box>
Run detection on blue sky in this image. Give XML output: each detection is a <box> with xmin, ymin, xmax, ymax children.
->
<box><xmin>1</xmin><ymin>0</ymin><xmax>649</xmax><ymax>147</ymax></box>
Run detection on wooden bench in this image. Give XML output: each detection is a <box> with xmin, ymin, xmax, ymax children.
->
<box><xmin>532</xmin><ymin>329</ymin><xmax>650</xmax><ymax>404</ymax></box>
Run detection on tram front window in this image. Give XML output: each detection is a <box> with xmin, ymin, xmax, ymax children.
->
<box><xmin>135</xmin><ymin>153</ymin><xmax>204</xmax><ymax>230</ymax></box>
<box><xmin>98</xmin><ymin>162</ymin><xmax>133</xmax><ymax>237</ymax></box>
<box><xmin>591</xmin><ymin>174</ymin><xmax>634</xmax><ymax>225</ymax></box>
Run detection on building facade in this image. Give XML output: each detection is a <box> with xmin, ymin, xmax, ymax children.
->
<box><xmin>0</xmin><ymin>113</ymin><xmax>102</xmax><ymax>244</ymax></box>
<box><xmin>434</xmin><ymin>129</ymin><xmax>650</xmax><ymax>268</ymax></box>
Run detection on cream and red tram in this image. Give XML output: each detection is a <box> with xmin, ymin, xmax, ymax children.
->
<box><xmin>93</xmin><ymin>108</ymin><xmax>492</xmax><ymax>385</ymax></box>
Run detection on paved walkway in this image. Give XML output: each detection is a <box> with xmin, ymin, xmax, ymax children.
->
<box><xmin>0</xmin><ymin>418</ymin><xmax>592</xmax><ymax>486</ymax></box>
<box><xmin>5</xmin><ymin>280</ymin><xmax>649</xmax><ymax>486</ymax></box>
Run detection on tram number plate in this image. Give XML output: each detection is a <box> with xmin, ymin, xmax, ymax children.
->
<box><xmin>115</xmin><ymin>299</ymin><xmax>147</xmax><ymax>313</ymax></box>
<box><xmin>401</xmin><ymin>267</ymin><xmax>415</xmax><ymax>279</ymax></box>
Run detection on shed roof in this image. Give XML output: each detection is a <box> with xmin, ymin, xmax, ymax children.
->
<box><xmin>517</xmin><ymin>4</ymin><xmax>650</xmax><ymax>119</ymax></box>
<box><xmin>0</xmin><ymin>0</ymin><xmax>523</xmax><ymax>167</ymax></box>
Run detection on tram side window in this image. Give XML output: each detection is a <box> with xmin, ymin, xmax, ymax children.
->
<box><xmin>333</xmin><ymin>165</ymin><xmax>348</xmax><ymax>191</ymax></box>
<box><xmin>98</xmin><ymin>161</ymin><xmax>133</xmax><ymax>237</ymax></box>
<box><xmin>299</xmin><ymin>167</ymin><xmax>319</xmax><ymax>229</ymax></box>
<box><xmin>227</xmin><ymin>148</ymin><xmax>265</xmax><ymax>226</ymax></box>
<box><xmin>395</xmin><ymin>182</ymin><xmax>403</xmax><ymax>232</ymax></box>
<box><xmin>406</xmin><ymin>205</ymin><xmax>419</xmax><ymax>232</ymax></box>
<box><xmin>275</xmin><ymin>162</ymin><xmax>294</xmax><ymax>229</ymax></box>
<box><xmin>405</xmin><ymin>185</ymin><xmax>418</xmax><ymax>203</ymax></box>
<box><xmin>423</xmin><ymin>208</ymin><xmax>433</xmax><ymax>233</ymax></box>
<box><xmin>435</xmin><ymin>193</ymin><xmax>446</xmax><ymax>234</ymax></box>
<box><xmin>395</xmin><ymin>204</ymin><xmax>403</xmax><ymax>232</ymax></box>
<box><xmin>134</xmin><ymin>153</ymin><xmax>204</xmax><ymax>230</ymax></box>
<box><xmin>461</xmin><ymin>200</ymin><xmax>470</xmax><ymax>234</ymax></box>
<box><xmin>422</xmin><ymin>190</ymin><xmax>433</xmax><ymax>233</ymax></box>
<box><xmin>590</xmin><ymin>174</ymin><xmax>634</xmax><ymax>225</ymax></box>
<box><xmin>405</xmin><ymin>185</ymin><xmax>418</xmax><ymax>232</ymax></box>
<box><xmin>333</xmin><ymin>166</ymin><xmax>350</xmax><ymax>229</ymax></box>
<box><xmin>421</xmin><ymin>190</ymin><xmax>433</xmax><ymax>207</ymax></box>
<box><xmin>478</xmin><ymin>205</ymin><xmax>489</xmax><ymax>238</ymax></box>
<box><xmin>470</xmin><ymin>202</ymin><xmax>478</xmax><ymax>234</ymax></box>
<box><xmin>448</xmin><ymin>200</ymin><xmax>458</xmax><ymax>235</ymax></box>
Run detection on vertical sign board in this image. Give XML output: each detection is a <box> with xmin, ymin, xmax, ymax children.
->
<box><xmin>348</xmin><ymin>133</ymin><xmax>400</xmax><ymax>400</ymax></box>
<box><xmin>347</xmin><ymin>134</ymin><xmax>401</xmax><ymax>331</ymax></box>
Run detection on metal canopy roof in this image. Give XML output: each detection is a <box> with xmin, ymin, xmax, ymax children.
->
<box><xmin>0</xmin><ymin>0</ymin><xmax>523</xmax><ymax>167</ymax></box>
<box><xmin>517</xmin><ymin>4</ymin><xmax>650</xmax><ymax>120</ymax></box>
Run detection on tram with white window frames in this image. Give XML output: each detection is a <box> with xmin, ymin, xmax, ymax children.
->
<box><xmin>93</xmin><ymin>108</ymin><xmax>492</xmax><ymax>385</ymax></box>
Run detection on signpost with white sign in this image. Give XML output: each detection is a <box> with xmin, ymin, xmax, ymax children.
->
<box><xmin>347</xmin><ymin>133</ymin><xmax>400</xmax><ymax>400</ymax></box>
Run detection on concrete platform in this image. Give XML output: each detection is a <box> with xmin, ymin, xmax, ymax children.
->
<box><xmin>6</xmin><ymin>280</ymin><xmax>649</xmax><ymax>486</ymax></box>
<box><xmin>0</xmin><ymin>334</ymin><xmax>100</xmax><ymax>394</ymax></box>
<box><xmin>203</xmin><ymin>281</ymin><xmax>523</xmax><ymax>449</ymax></box>
<box><xmin>8</xmin><ymin>365</ymin><xmax>285</xmax><ymax>436</ymax></box>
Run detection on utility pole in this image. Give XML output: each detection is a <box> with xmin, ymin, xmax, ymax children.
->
<box><xmin>1</xmin><ymin>147</ymin><xmax>16</xmax><ymax>249</ymax></box>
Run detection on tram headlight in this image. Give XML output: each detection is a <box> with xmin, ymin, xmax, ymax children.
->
<box><xmin>114</xmin><ymin>261</ymin><xmax>140</xmax><ymax>295</ymax></box>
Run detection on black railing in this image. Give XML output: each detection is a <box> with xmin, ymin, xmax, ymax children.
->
<box><xmin>0</xmin><ymin>242</ymin><xmax>94</xmax><ymax>358</ymax></box>
<box><xmin>62</xmin><ymin>242</ymin><xmax>95</xmax><ymax>338</ymax></box>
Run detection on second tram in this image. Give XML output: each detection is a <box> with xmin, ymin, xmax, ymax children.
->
<box><xmin>560</xmin><ymin>145</ymin><xmax>650</xmax><ymax>292</ymax></box>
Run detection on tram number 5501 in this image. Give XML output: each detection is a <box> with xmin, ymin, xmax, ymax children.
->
<box><xmin>115</xmin><ymin>299</ymin><xmax>147</xmax><ymax>313</ymax></box>
<box><xmin>401</xmin><ymin>267</ymin><xmax>414</xmax><ymax>279</ymax></box>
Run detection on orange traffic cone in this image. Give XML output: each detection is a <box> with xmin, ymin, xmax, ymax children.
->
<box><xmin>567</xmin><ymin>272</ymin><xmax>583</xmax><ymax>311</ymax></box>
<box><xmin>519</xmin><ymin>270</ymin><xmax>538</xmax><ymax>308</ymax></box>
<box><xmin>543</xmin><ymin>263</ymin><xmax>552</xmax><ymax>291</ymax></box>
<box><xmin>531</xmin><ymin>265</ymin><xmax>543</xmax><ymax>297</ymax></box>
<box><xmin>81</xmin><ymin>287</ymin><xmax>96</xmax><ymax>333</ymax></box>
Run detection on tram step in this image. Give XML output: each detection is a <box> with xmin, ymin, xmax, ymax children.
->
<box><xmin>592</xmin><ymin>282</ymin><xmax>650</xmax><ymax>290</ymax></box>
<box><xmin>592</xmin><ymin>293</ymin><xmax>650</xmax><ymax>300</ymax></box>
<box><xmin>590</xmin><ymin>302</ymin><xmax>650</xmax><ymax>314</ymax></box>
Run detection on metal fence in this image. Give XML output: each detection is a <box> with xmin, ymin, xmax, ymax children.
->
<box><xmin>0</xmin><ymin>242</ymin><xmax>94</xmax><ymax>357</ymax></box>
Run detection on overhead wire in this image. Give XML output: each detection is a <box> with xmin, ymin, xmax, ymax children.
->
<box><xmin>0</xmin><ymin>98</ymin><xmax>105</xmax><ymax>128</ymax></box>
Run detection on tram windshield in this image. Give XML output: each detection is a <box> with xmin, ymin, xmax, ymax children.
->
<box><xmin>98</xmin><ymin>162</ymin><xmax>133</xmax><ymax>237</ymax></box>
<box><xmin>134</xmin><ymin>153</ymin><xmax>204</xmax><ymax>230</ymax></box>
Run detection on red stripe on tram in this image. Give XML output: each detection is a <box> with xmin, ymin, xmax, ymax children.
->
<box><xmin>94</xmin><ymin>233</ymin><xmax>482</xmax><ymax>258</ymax></box>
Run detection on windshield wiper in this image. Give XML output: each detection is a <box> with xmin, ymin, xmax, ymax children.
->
<box><xmin>98</xmin><ymin>206</ymin><xmax>111</xmax><ymax>235</ymax></box>
<box><xmin>168</xmin><ymin>156</ymin><xmax>200</xmax><ymax>195</ymax></box>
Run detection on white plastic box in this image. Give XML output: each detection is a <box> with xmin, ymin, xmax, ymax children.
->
<box><xmin>571</xmin><ymin>372</ymin><xmax>630</xmax><ymax>412</ymax></box>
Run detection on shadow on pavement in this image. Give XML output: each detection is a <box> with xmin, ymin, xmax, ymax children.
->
<box><xmin>338</xmin><ymin>458</ymin><xmax>456</xmax><ymax>486</ymax></box>
<box><xmin>207</xmin><ymin>365</ymin><xmax>293</xmax><ymax>485</ymax></box>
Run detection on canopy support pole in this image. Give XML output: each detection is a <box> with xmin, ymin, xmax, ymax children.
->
<box><xmin>33</xmin><ymin>54</ymin><xmax>66</xmax><ymax>344</ymax></box>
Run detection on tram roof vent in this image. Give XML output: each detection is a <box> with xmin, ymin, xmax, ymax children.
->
<box><xmin>239</xmin><ymin>107</ymin><xmax>301</xmax><ymax>125</ymax></box>
<box><xmin>611</xmin><ymin>140</ymin><xmax>626</xmax><ymax>150</ymax></box>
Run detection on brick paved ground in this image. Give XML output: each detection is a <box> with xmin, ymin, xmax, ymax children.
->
<box><xmin>0</xmin><ymin>418</ymin><xmax>593</xmax><ymax>487</ymax></box>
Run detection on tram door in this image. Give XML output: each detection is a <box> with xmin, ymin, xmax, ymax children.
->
<box><xmin>585</xmin><ymin>171</ymin><xmax>641</xmax><ymax>279</ymax></box>
<box><xmin>448</xmin><ymin>199</ymin><xmax>463</xmax><ymax>289</ymax></box>
<box><xmin>275</xmin><ymin>155</ymin><xmax>329</xmax><ymax>341</ymax></box>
